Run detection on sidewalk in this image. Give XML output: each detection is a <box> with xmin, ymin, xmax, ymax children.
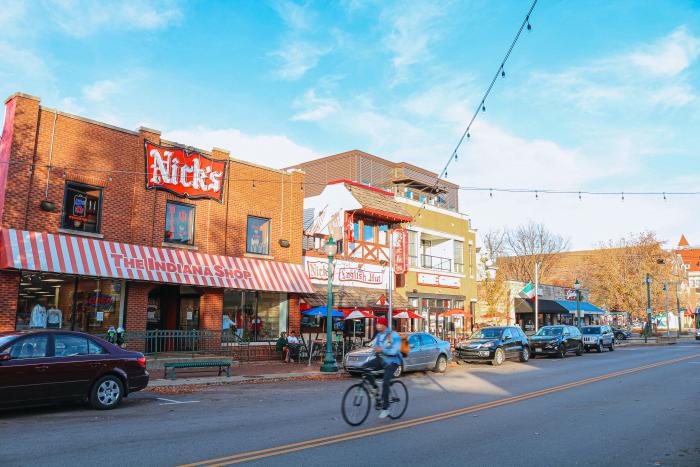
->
<box><xmin>147</xmin><ymin>361</ymin><xmax>349</xmax><ymax>389</ymax></box>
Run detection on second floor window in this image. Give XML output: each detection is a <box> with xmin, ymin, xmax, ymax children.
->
<box><xmin>62</xmin><ymin>182</ymin><xmax>102</xmax><ymax>234</ymax></box>
<box><xmin>164</xmin><ymin>201</ymin><xmax>195</xmax><ymax>245</ymax></box>
<box><xmin>454</xmin><ymin>240</ymin><xmax>464</xmax><ymax>273</ymax></box>
<box><xmin>247</xmin><ymin>216</ymin><xmax>271</xmax><ymax>255</ymax></box>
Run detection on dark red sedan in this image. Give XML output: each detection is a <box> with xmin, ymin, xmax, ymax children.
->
<box><xmin>0</xmin><ymin>330</ymin><xmax>148</xmax><ymax>410</ymax></box>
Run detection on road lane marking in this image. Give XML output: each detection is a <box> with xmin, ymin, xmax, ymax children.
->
<box><xmin>180</xmin><ymin>353</ymin><xmax>700</xmax><ymax>467</ymax></box>
<box><xmin>157</xmin><ymin>397</ymin><xmax>201</xmax><ymax>406</ymax></box>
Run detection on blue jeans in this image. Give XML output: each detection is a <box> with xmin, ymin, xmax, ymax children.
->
<box><xmin>363</xmin><ymin>356</ymin><xmax>398</xmax><ymax>410</ymax></box>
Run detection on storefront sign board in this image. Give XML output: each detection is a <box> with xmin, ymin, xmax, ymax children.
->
<box><xmin>304</xmin><ymin>257</ymin><xmax>388</xmax><ymax>289</ymax></box>
<box><xmin>417</xmin><ymin>272</ymin><xmax>461</xmax><ymax>289</ymax></box>
<box><xmin>145</xmin><ymin>141</ymin><xmax>228</xmax><ymax>202</ymax></box>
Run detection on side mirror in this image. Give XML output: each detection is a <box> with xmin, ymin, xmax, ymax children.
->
<box><xmin>0</xmin><ymin>353</ymin><xmax>10</xmax><ymax>362</ymax></box>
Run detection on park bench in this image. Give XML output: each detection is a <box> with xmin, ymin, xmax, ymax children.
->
<box><xmin>163</xmin><ymin>361</ymin><xmax>232</xmax><ymax>380</ymax></box>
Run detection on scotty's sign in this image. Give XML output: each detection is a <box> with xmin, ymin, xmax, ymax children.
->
<box><xmin>145</xmin><ymin>141</ymin><xmax>227</xmax><ymax>202</ymax></box>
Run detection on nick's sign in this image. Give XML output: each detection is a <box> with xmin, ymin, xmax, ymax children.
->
<box><xmin>145</xmin><ymin>141</ymin><xmax>227</xmax><ymax>202</ymax></box>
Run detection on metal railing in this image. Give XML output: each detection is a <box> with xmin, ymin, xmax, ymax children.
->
<box><xmin>102</xmin><ymin>330</ymin><xmax>273</xmax><ymax>361</ymax></box>
<box><xmin>421</xmin><ymin>254</ymin><xmax>452</xmax><ymax>272</ymax></box>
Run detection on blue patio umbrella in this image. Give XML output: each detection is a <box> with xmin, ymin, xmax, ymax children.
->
<box><xmin>302</xmin><ymin>306</ymin><xmax>345</xmax><ymax>318</ymax></box>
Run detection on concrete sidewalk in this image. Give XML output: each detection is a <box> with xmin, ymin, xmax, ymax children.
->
<box><xmin>148</xmin><ymin>361</ymin><xmax>346</xmax><ymax>387</ymax></box>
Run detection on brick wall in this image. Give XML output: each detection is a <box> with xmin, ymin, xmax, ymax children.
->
<box><xmin>0</xmin><ymin>93</ymin><xmax>305</xmax><ymax>340</ymax></box>
<box><xmin>0</xmin><ymin>270</ymin><xmax>19</xmax><ymax>331</ymax></box>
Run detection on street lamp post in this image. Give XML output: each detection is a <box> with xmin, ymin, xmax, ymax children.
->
<box><xmin>574</xmin><ymin>279</ymin><xmax>581</xmax><ymax>328</ymax></box>
<box><xmin>664</xmin><ymin>281</ymin><xmax>669</xmax><ymax>337</ymax></box>
<box><xmin>645</xmin><ymin>273</ymin><xmax>652</xmax><ymax>344</ymax></box>
<box><xmin>320</xmin><ymin>235</ymin><xmax>338</xmax><ymax>373</ymax></box>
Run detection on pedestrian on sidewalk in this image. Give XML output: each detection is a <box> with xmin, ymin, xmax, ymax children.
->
<box><xmin>286</xmin><ymin>331</ymin><xmax>301</xmax><ymax>362</ymax></box>
<box><xmin>276</xmin><ymin>332</ymin><xmax>288</xmax><ymax>361</ymax></box>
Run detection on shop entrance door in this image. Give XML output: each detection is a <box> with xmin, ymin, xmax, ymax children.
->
<box><xmin>147</xmin><ymin>285</ymin><xmax>202</xmax><ymax>331</ymax></box>
<box><xmin>146</xmin><ymin>285</ymin><xmax>202</xmax><ymax>352</ymax></box>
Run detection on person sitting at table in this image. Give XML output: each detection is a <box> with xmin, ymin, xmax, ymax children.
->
<box><xmin>275</xmin><ymin>332</ymin><xmax>288</xmax><ymax>361</ymax></box>
<box><xmin>286</xmin><ymin>331</ymin><xmax>301</xmax><ymax>362</ymax></box>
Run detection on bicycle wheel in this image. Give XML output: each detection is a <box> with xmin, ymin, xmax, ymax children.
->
<box><xmin>341</xmin><ymin>383</ymin><xmax>371</xmax><ymax>426</ymax></box>
<box><xmin>388</xmin><ymin>380</ymin><xmax>408</xmax><ymax>420</ymax></box>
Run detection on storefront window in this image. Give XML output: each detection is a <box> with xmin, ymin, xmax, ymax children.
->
<box><xmin>247</xmin><ymin>216</ymin><xmax>271</xmax><ymax>255</ymax></box>
<box><xmin>61</xmin><ymin>182</ymin><xmax>102</xmax><ymax>233</ymax></box>
<box><xmin>363</xmin><ymin>222</ymin><xmax>375</xmax><ymax>243</ymax></box>
<box><xmin>16</xmin><ymin>272</ymin><xmax>124</xmax><ymax>334</ymax></box>
<box><xmin>223</xmin><ymin>290</ymin><xmax>288</xmax><ymax>341</ymax></box>
<box><xmin>378</xmin><ymin>224</ymin><xmax>389</xmax><ymax>245</ymax></box>
<box><xmin>164</xmin><ymin>201</ymin><xmax>195</xmax><ymax>245</ymax></box>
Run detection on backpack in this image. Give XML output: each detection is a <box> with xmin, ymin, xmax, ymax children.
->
<box><xmin>388</xmin><ymin>332</ymin><xmax>411</xmax><ymax>358</ymax></box>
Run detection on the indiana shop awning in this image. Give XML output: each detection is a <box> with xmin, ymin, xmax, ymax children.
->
<box><xmin>0</xmin><ymin>228</ymin><xmax>314</xmax><ymax>294</ymax></box>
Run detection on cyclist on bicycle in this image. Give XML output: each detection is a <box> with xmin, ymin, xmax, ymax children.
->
<box><xmin>363</xmin><ymin>317</ymin><xmax>402</xmax><ymax>419</ymax></box>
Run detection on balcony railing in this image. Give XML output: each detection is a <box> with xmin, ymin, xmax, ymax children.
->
<box><xmin>421</xmin><ymin>254</ymin><xmax>452</xmax><ymax>272</ymax></box>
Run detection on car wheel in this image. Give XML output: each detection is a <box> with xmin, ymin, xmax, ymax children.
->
<box><xmin>393</xmin><ymin>364</ymin><xmax>403</xmax><ymax>378</ymax></box>
<box><xmin>609</xmin><ymin>340</ymin><xmax>615</xmax><ymax>351</ymax></box>
<box><xmin>597</xmin><ymin>342</ymin><xmax>604</xmax><ymax>353</ymax></box>
<box><xmin>519</xmin><ymin>346</ymin><xmax>530</xmax><ymax>362</ymax></box>
<box><xmin>90</xmin><ymin>375</ymin><xmax>124</xmax><ymax>410</ymax></box>
<box><xmin>614</xmin><ymin>336</ymin><xmax>620</xmax><ymax>345</ymax></box>
<box><xmin>575</xmin><ymin>343</ymin><xmax>583</xmax><ymax>356</ymax></box>
<box><xmin>491</xmin><ymin>348</ymin><xmax>505</xmax><ymax>366</ymax></box>
<box><xmin>433</xmin><ymin>354</ymin><xmax>448</xmax><ymax>373</ymax></box>
<box><xmin>585</xmin><ymin>347</ymin><xmax>590</xmax><ymax>353</ymax></box>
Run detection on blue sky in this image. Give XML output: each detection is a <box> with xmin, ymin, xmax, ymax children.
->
<box><xmin>1</xmin><ymin>0</ymin><xmax>700</xmax><ymax>249</ymax></box>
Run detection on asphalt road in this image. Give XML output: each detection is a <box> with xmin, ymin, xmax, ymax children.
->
<box><xmin>2</xmin><ymin>343</ymin><xmax>699</xmax><ymax>467</ymax></box>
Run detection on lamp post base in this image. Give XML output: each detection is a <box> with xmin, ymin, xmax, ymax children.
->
<box><xmin>320</xmin><ymin>360</ymin><xmax>339</xmax><ymax>373</ymax></box>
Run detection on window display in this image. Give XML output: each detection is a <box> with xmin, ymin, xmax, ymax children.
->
<box><xmin>61</xmin><ymin>182</ymin><xmax>102</xmax><ymax>233</ymax></box>
<box><xmin>164</xmin><ymin>201</ymin><xmax>195</xmax><ymax>244</ymax></box>
<box><xmin>223</xmin><ymin>290</ymin><xmax>288</xmax><ymax>341</ymax></box>
<box><xmin>16</xmin><ymin>272</ymin><xmax>124</xmax><ymax>334</ymax></box>
<box><xmin>246</xmin><ymin>216</ymin><xmax>270</xmax><ymax>255</ymax></box>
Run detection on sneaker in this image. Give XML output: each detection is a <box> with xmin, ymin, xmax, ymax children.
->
<box><xmin>378</xmin><ymin>409</ymin><xmax>390</xmax><ymax>419</ymax></box>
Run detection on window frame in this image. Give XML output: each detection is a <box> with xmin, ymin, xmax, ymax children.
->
<box><xmin>164</xmin><ymin>200</ymin><xmax>196</xmax><ymax>246</ymax></box>
<box><xmin>246</xmin><ymin>215</ymin><xmax>272</xmax><ymax>255</ymax></box>
<box><xmin>61</xmin><ymin>181</ymin><xmax>104</xmax><ymax>234</ymax></box>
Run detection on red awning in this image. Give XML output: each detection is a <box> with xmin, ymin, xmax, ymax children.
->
<box><xmin>0</xmin><ymin>228</ymin><xmax>314</xmax><ymax>294</ymax></box>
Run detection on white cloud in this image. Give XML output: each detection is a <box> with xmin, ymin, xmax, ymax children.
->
<box><xmin>271</xmin><ymin>0</ymin><xmax>313</xmax><ymax>31</ymax></box>
<box><xmin>271</xmin><ymin>41</ymin><xmax>330</xmax><ymax>80</ymax></box>
<box><xmin>82</xmin><ymin>79</ymin><xmax>121</xmax><ymax>102</ymax></box>
<box><xmin>0</xmin><ymin>41</ymin><xmax>51</xmax><ymax>82</ymax></box>
<box><xmin>381</xmin><ymin>1</ymin><xmax>445</xmax><ymax>83</ymax></box>
<box><xmin>163</xmin><ymin>126</ymin><xmax>319</xmax><ymax>169</ymax></box>
<box><xmin>43</xmin><ymin>0</ymin><xmax>183</xmax><ymax>37</ymax></box>
<box><xmin>628</xmin><ymin>26</ymin><xmax>700</xmax><ymax>76</ymax></box>
<box><xmin>533</xmin><ymin>27</ymin><xmax>700</xmax><ymax>112</ymax></box>
<box><xmin>291</xmin><ymin>89</ymin><xmax>339</xmax><ymax>121</ymax></box>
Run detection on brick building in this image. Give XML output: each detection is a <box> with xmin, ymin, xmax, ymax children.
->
<box><xmin>0</xmin><ymin>93</ymin><xmax>312</xmax><ymax>348</ymax></box>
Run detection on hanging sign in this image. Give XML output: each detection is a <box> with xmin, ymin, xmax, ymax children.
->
<box><xmin>145</xmin><ymin>141</ymin><xmax>227</xmax><ymax>202</ymax></box>
<box><xmin>392</xmin><ymin>229</ymin><xmax>409</xmax><ymax>275</ymax></box>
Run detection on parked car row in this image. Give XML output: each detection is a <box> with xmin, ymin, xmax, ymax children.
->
<box><xmin>343</xmin><ymin>332</ymin><xmax>452</xmax><ymax>377</ymax></box>
<box><xmin>0</xmin><ymin>330</ymin><xmax>149</xmax><ymax>411</ymax></box>
<box><xmin>455</xmin><ymin>324</ymin><xmax>618</xmax><ymax>366</ymax></box>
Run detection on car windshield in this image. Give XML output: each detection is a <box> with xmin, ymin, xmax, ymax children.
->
<box><xmin>581</xmin><ymin>326</ymin><xmax>601</xmax><ymax>334</ymax></box>
<box><xmin>535</xmin><ymin>327</ymin><xmax>563</xmax><ymax>336</ymax></box>
<box><xmin>472</xmin><ymin>328</ymin><xmax>502</xmax><ymax>339</ymax></box>
<box><xmin>0</xmin><ymin>335</ymin><xmax>18</xmax><ymax>348</ymax></box>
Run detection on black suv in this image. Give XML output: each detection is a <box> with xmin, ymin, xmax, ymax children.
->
<box><xmin>530</xmin><ymin>325</ymin><xmax>583</xmax><ymax>358</ymax></box>
<box><xmin>456</xmin><ymin>326</ymin><xmax>531</xmax><ymax>366</ymax></box>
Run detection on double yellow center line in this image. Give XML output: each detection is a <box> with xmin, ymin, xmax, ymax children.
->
<box><xmin>180</xmin><ymin>354</ymin><xmax>699</xmax><ymax>466</ymax></box>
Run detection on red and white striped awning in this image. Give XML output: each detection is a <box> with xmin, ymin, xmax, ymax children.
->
<box><xmin>0</xmin><ymin>229</ymin><xmax>314</xmax><ymax>294</ymax></box>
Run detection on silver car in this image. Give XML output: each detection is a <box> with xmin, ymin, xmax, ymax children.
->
<box><xmin>581</xmin><ymin>325</ymin><xmax>615</xmax><ymax>352</ymax></box>
<box><xmin>343</xmin><ymin>332</ymin><xmax>452</xmax><ymax>377</ymax></box>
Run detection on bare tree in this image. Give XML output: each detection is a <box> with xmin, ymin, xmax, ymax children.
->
<box><xmin>481</xmin><ymin>228</ymin><xmax>507</xmax><ymax>261</ymax></box>
<box><xmin>498</xmin><ymin>221</ymin><xmax>570</xmax><ymax>283</ymax></box>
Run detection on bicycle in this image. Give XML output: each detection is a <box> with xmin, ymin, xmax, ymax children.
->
<box><xmin>341</xmin><ymin>368</ymin><xmax>409</xmax><ymax>426</ymax></box>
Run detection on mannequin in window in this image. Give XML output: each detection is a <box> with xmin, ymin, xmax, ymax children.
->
<box><xmin>46</xmin><ymin>308</ymin><xmax>63</xmax><ymax>329</ymax></box>
<box><xmin>30</xmin><ymin>303</ymin><xmax>47</xmax><ymax>328</ymax></box>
